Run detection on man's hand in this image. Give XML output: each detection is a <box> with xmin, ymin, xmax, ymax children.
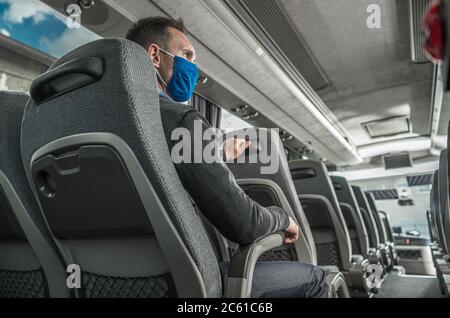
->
<box><xmin>283</xmin><ymin>217</ymin><xmax>300</xmax><ymax>244</ymax></box>
<box><xmin>223</xmin><ymin>137</ymin><xmax>251</xmax><ymax>161</ymax></box>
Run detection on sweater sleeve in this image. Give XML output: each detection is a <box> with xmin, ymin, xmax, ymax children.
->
<box><xmin>169</xmin><ymin>110</ymin><xmax>290</xmax><ymax>244</ymax></box>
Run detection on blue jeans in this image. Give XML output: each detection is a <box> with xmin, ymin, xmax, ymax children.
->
<box><xmin>220</xmin><ymin>261</ymin><xmax>329</xmax><ymax>298</ymax></box>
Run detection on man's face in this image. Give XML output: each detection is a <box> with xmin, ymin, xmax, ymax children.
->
<box><xmin>155</xmin><ymin>27</ymin><xmax>196</xmax><ymax>85</ymax></box>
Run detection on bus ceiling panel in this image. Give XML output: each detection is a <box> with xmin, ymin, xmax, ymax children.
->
<box><xmin>325</xmin><ymin>81</ymin><xmax>432</xmax><ymax>147</ymax></box>
<box><xmin>277</xmin><ymin>0</ymin><xmax>434</xmax><ymax>147</ymax></box>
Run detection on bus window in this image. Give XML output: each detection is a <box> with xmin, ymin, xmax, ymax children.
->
<box><xmin>0</xmin><ymin>0</ymin><xmax>99</xmax><ymax>58</ymax></box>
<box><xmin>221</xmin><ymin>108</ymin><xmax>254</xmax><ymax>132</ymax></box>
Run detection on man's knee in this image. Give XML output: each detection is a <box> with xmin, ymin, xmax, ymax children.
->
<box><xmin>309</xmin><ymin>266</ymin><xmax>329</xmax><ymax>298</ymax></box>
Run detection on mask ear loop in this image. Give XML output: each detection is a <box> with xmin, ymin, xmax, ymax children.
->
<box><xmin>154</xmin><ymin>47</ymin><xmax>173</xmax><ymax>90</ymax></box>
<box><xmin>155</xmin><ymin>68</ymin><xmax>168</xmax><ymax>88</ymax></box>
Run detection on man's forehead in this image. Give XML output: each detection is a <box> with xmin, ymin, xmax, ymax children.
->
<box><xmin>167</xmin><ymin>27</ymin><xmax>194</xmax><ymax>51</ymax></box>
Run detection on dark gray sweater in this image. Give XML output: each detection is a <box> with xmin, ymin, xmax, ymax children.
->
<box><xmin>159</xmin><ymin>95</ymin><xmax>289</xmax><ymax>244</ymax></box>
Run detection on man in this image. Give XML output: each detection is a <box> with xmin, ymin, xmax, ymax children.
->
<box><xmin>126</xmin><ymin>16</ymin><xmax>328</xmax><ymax>298</ymax></box>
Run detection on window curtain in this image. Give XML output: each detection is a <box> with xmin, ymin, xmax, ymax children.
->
<box><xmin>190</xmin><ymin>93</ymin><xmax>222</xmax><ymax>128</ymax></box>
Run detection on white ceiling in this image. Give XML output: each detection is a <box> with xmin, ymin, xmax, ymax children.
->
<box><xmin>278</xmin><ymin>0</ymin><xmax>434</xmax><ymax>147</ymax></box>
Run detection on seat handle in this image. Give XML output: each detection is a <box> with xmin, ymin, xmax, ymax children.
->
<box><xmin>30</xmin><ymin>57</ymin><xmax>104</xmax><ymax>104</ymax></box>
<box><xmin>290</xmin><ymin>168</ymin><xmax>317</xmax><ymax>179</ymax></box>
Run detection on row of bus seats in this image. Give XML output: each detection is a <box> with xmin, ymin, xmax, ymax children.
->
<box><xmin>0</xmin><ymin>38</ymin><xmax>350</xmax><ymax>298</ymax></box>
<box><xmin>286</xmin><ymin>160</ymin><xmax>400</xmax><ymax>297</ymax></box>
<box><xmin>1</xmin><ymin>38</ymin><xmax>295</xmax><ymax>298</ymax></box>
<box><xmin>0</xmin><ymin>38</ymin><xmax>400</xmax><ymax>298</ymax></box>
<box><xmin>429</xmin><ymin>149</ymin><xmax>450</xmax><ymax>297</ymax></box>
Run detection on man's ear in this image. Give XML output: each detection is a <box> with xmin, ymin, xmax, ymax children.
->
<box><xmin>147</xmin><ymin>44</ymin><xmax>161</xmax><ymax>68</ymax></box>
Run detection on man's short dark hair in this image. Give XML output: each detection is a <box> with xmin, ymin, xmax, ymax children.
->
<box><xmin>126</xmin><ymin>16</ymin><xmax>187</xmax><ymax>51</ymax></box>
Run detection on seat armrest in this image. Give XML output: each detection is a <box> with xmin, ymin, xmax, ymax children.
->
<box><xmin>319</xmin><ymin>265</ymin><xmax>341</xmax><ymax>274</ymax></box>
<box><xmin>225</xmin><ymin>232</ymin><xmax>284</xmax><ymax>298</ymax></box>
<box><xmin>326</xmin><ymin>272</ymin><xmax>351</xmax><ymax>298</ymax></box>
<box><xmin>367</xmin><ymin>248</ymin><xmax>382</xmax><ymax>264</ymax></box>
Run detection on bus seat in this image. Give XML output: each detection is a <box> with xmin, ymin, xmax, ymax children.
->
<box><xmin>289</xmin><ymin>160</ymin><xmax>374</xmax><ymax>296</ymax></box>
<box><xmin>378</xmin><ymin>211</ymin><xmax>399</xmax><ymax>265</ymax></box>
<box><xmin>226</xmin><ymin>128</ymin><xmax>316</xmax><ymax>265</ymax></box>
<box><xmin>365</xmin><ymin>192</ymin><xmax>393</xmax><ymax>271</ymax></box>
<box><xmin>352</xmin><ymin>187</ymin><xmax>385</xmax><ymax>266</ymax></box>
<box><xmin>226</xmin><ymin>128</ymin><xmax>350</xmax><ymax>298</ymax></box>
<box><xmin>0</xmin><ymin>91</ymin><xmax>68</xmax><ymax>298</ymax></box>
<box><xmin>437</xmin><ymin>150</ymin><xmax>450</xmax><ymax>296</ymax></box>
<box><xmin>331</xmin><ymin>176</ymin><xmax>370</xmax><ymax>258</ymax></box>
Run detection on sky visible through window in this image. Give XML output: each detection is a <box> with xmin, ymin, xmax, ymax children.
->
<box><xmin>0</xmin><ymin>0</ymin><xmax>99</xmax><ymax>58</ymax></box>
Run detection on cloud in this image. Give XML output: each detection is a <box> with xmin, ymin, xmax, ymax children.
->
<box><xmin>40</xmin><ymin>27</ymin><xmax>99</xmax><ymax>57</ymax></box>
<box><xmin>0</xmin><ymin>0</ymin><xmax>60</xmax><ymax>24</ymax></box>
<box><xmin>0</xmin><ymin>73</ymin><xmax>9</xmax><ymax>91</ymax></box>
<box><xmin>0</xmin><ymin>28</ymin><xmax>10</xmax><ymax>37</ymax></box>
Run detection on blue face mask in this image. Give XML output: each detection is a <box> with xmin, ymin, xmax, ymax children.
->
<box><xmin>159</xmin><ymin>48</ymin><xmax>198</xmax><ymax>102</ymax></box>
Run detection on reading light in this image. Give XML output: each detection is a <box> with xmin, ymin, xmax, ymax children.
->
<box><xmin>231</xmin><ymin>105</ymin><xmax>248</xmax><ymax>113</ymax></box>
<box><xmin>198</xmin><ymin>75</ymin><xmax>208</xmax><ymax>84</ymax></box>
<box><xmin>249</xmin><ymin>112</ymin><xmax>259</xmax><ymax>119</ymax></box>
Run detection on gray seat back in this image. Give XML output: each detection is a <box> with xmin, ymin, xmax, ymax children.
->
<box><xmin>20</xmin><ymin>39</ymin><xmax>221</xmax><ymax>298</ymax></box>
<box><xmin>289</xmin><ymin>160</ymin><xmax>351</xmax><ymax>271</ymax></box>
<box><xmin>365</xmin><ymin>192</ymin><xmax>387</xmax><ymax>244</ymax></box>
<box><xmin>0</xmin><ymin>91</ymin><xmax>68</xmax><ymax>298</ymax></box>
<box><xmin>426</xmin><ymin>210</ymin><xmax>435</xmax><ymax>243</ymax></box>
<box><xmin>439</xmin><ymin>150</ymin><xmax>450</xmax><ymax>254</ymax></box>
<box><xmin>331</xmin><ymin>176</ymin><xmax>369</xmax><ymax>257</ymax></box>
<box><xmin>226</xmin><ymin>128</ymin><xmax>316</xmax><ymax>264</ymax></box>
<box><xmin>378</xmin><ymin>211</ymin><xmax>395</xmax><ymax>243</ymax></box>
<box><xmin>427</xmin><ymin>178</ymin><xmax>439</xmax><ymax>243</ymax></box>
<box><xmin>432</xmin><ymin>170</ymin><xmax>446</xmax><ymax>250</ymax></box>
<box><xmin>352</xmin><ymin>186</ymin><xmax>380</xmax><ymax>248</ymax></box>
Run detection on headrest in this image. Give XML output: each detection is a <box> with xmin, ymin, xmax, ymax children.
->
<box><xmin>289</xmin><ymin>160</ymin><xmax>325</xmax><ymax>181</ymax></box>
<box><xmin>353</xmin><ymin>185</ymin><xmax>380</xmax><ymax>246</ymax></box>
<box><xmin>225</xmin><ymin>128</ymin><xmax>282</xmax><ymax>175</ymax></box>
<box><xmin>289</xmin><ymin>160</ymin><xmax>340</xmax><ymax>211</ymax></box>
<box><xmin>352</xmin><ymin>186</ymin><xmax>369</xmax><ymax>211</ymax></box>
<box><xmin>331</xmin><ymin>175</ymin><xmax>360</xmax><ymax>213</ymax></box>
<box><xmin>365</xmin><ymin>192</ymin><xmax>387</xmax><ymax>243</ymax></box>
<box><xmin>365</xmin><ymin>192</ymin><xmax>378</xmax><ymax>214</ymax></box>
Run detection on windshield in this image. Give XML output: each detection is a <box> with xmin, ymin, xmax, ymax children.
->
<box><xmin>354</xmin><ymin>175</ymin><xmax>432</xmax><ymax>239</ymax></box>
